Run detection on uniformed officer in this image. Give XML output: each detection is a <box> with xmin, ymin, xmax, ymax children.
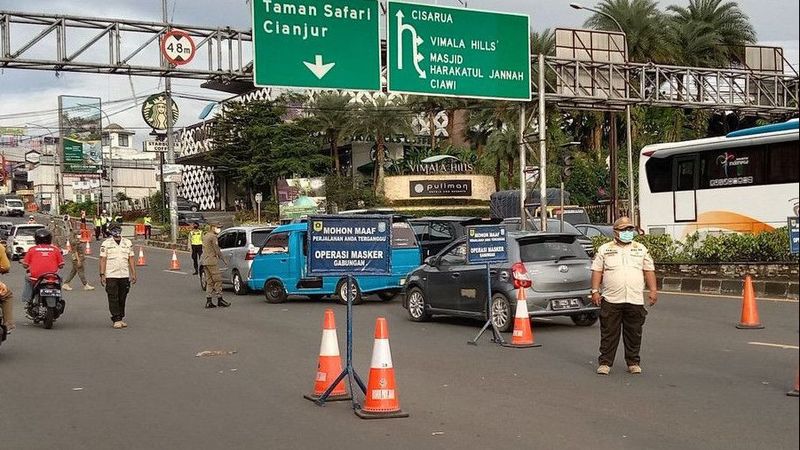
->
<box><xmin>591</xmin><ymin>217</ymin><xmax>658</xmax><ymax>376</ymax></box>
<box><xmin>62</xmin><ymin>231</ymin><xmax>95</xmax><ymax>291</ymax></box>
<box><xmin>143</xmin><ymin>214</ymin><xmax>153</xmax><ymax>240</ymax></box>
<box><xmin>94</xmin><ymin>215</ymin><xmax>103</xmax><ymax>240</ymax></box>
<box><xmin>200</xmin><ymin>222</ymin><xmax>229</xmax><ymax>308</ymax></box>
<box><xmin>99</xmin><ymin>224</ymin><xmax>136</xmax><ymax>329</ymax></box>
<box><xmin>188</xmin><ymin>222</ymin><xmax>204</xmax><ymax>275</ymax></box>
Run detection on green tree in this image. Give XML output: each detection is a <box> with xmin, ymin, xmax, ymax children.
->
<box><xmin>530</xmin><ymin>28</ymin><xmax>555</xmax><ymax>56</ymax></box>
<box><xmin>306</xmin><ymin>92</ymin><xmax>354</xmax><ymax>176</ymax></box>
<box><xmin>583</xmin><ymin>0</ymin><xmax>670</xmax><ymax>63</ymax></box>
<box><xmin>351</xmin><ymin>96</ymin><xmax>413</xmax><ymax>196</ymax></box>
<box><xmin>666</xmin><ymin>0</ymin><xmax>756</xmax><ymax>67</ymax></box>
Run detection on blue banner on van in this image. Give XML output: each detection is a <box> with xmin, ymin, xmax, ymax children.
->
<box><xmin>307</xmin><ymin>215</ymin><xmax>392</xmax><ymax>276</ymax></box>
<box><xmin>466</xmin><ymin>225</ymin><xmax>508</xmax><ymax>265</ymax></box>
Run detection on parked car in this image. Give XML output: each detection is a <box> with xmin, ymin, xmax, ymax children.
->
<box><xmin>0</xmin><ymin>222</ymin><xmax>13</xmax><ymax>242</ymax></box>
<box><xmin>6</xmin><ymin>224</ymin><xmax>46</xmax><ymax>260</ymax></box>
<box><xmin>248</xmin><ymin>220</ymin><xmax>421</xmax><ymax>304</ymax></box>
<box><xmin>408</xmin><ymin>216</ymin><xmax>502</xmax><ymax>259</ymax></box>
<box><xmin>176</xmin><ymin>196</ymin><xmax>200</xmax><ymax>212</ymax></box>
<box><xmin>199</xmin><ymin>226</ymin><xmax>275</xmax><ymax>295</ymax></box>
<box><xmin>178</xmin><ymin>211</ymin><xmax>207</xmax><ymax>226</ymax></box>
<box><xmin>575</xmin><ymin>224</ymin><xmax>615</xmax><ymax>239</ymax></box>
<box><xmin>502</xmin><ymin>217</ymin><xmax>594</xmax><ymax>256</ymax></box>
<box><xmin>403</xmin><ymin>232</ymin><xmax>599</xmax><ymax>331</ymax></box>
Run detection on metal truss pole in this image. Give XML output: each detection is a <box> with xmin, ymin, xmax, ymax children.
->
<box><xmin>163</xmin><ymin>0</ymin><xmax>178</xmax><ymax>244</ymax></box>
<box><xmin>518</xmin><ymin>105</ymin><xmax>526</xmax><ymax>230</ymax></box>
<box><xmin>538</xmin><ymin>54</ymin><xmax>547</xmax><ymax>231</ymax></box>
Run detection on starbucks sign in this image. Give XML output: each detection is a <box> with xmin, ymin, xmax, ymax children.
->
<box><xmin>141</xmin><ymin>94</ymin><xmax>180</xmax><ymax>130</ymax></box>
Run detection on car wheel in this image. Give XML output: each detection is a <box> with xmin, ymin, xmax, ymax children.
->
<box><xmin>377</xmin><ymin>291</ymin><xmax>398</xmax><ymax>301</ymax></box>
<box><xmin>571</xmin><ymin>312</ymin><xmax>598</xmax><ymax>327</ymax></box>
<box><xmin>232</xmin><ymin>271</ymin><xmax>248</xmax><ymax>296</ymax></box>
<box><xmin>263</xmin><ymin>279</ymin><xmax>287</xmax><ymax>304</ymax></box>
<box><xmin>199</xmin><ymin>270</ymin><xmax>207</xmax><ymax>291</ymax></box>
<box><xmin>335</xmin><ymin>279</ymin><xmax>362</xmax><ymax>305</ymax></box>
<box><xmin>406</xmin><ymin>287</ymin><xmax>430</xmax><ymax>322</ymax></box>
<box><xmin>490</xmin><ymin>293</ymin><xmax>513</xmax><ymax>332</ymax></box>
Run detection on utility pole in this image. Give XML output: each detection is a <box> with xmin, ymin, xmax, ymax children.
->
<box><xmin>609</xmin><ymin>112</ymin><xmax>618</xmax><ymax>221</ymax></box>
<box><xmin>163</xmin><ymin>0</ymin><xmax>178</xmax><ymax>243</ymax></box>
<box><xmin>537</xmin><ymin>54</ymin><xmax>547</xmax><ymax>231</ymax></box>
<box><xmin>518</xmin><ymin>105</ymin><xmax>526</xmax><ymax>230</ymax></box>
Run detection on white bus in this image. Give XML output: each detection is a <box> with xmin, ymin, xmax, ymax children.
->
<box><xmin>639</xmin><ymin>119</ymin><xmax>799</xmax><ymax>239</ymax></box>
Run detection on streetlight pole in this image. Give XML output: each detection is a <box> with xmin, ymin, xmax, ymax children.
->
<box><xmin>163</xmin><ymin>0</ymin><xmax>178</xmax><ymax>244</ymax></box>
<box><xmin>569</xmin><ymin>3</ymin><xmax>635</xmax><ymax>224</ymax></box>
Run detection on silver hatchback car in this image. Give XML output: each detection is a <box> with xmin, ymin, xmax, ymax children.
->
<box><xmin>200</xmin><ymin>226</ymin><xmax>275</xmax><ymax>295</ymax></box>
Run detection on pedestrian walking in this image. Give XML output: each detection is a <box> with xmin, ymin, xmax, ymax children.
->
<box><xmin>99</xmin><ymin>224</ymin><xmax>136</xmax><ymax>329</ymax></box>
<box><xmin>62</xmin><ymin>231</ymin><xmax>95</xmax><ymax>291</ymax></box>
<box><xmin>27</xmin><ymin>215</ymin><xmax>36</xmax><ymax>224</ymax></box>
<box><xmin>0</xmin><ymin>241</ymin><xmax>15</xmax><ymax>332</ymax></box>
<box><xmin>100</xmin><ymin>210</ymin><xmax>109</xmax><ymax>237</ymax></box>
<box><xmin>188</xmin><ymin>222</ymin><xmax>204</xmax><ymax>275</ymax></box>
<box><xmin>591</xmin><ymin>216</ymin><xmax>658</xmax><ymax>376</ymax></box>
<box><xmin>94</xmin><ymin>215</ymin><xmax>103</xmax><ymax>241</ymax></box>
<box><xmin>200</xmin><ymin>222</ymin><xmax>229</xmax><ymax>308</ymax></box>
<box><xmin>143</xmin><ymin>214</ymin><xmax>153</xmax><ymax>240</ymax></box>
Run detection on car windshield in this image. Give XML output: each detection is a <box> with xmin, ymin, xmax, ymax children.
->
<box><xmin>16</xmin><ymin>226</ymin><xmax>44</xmax><ymax>237</ymax></box>
<box><xmin>251</xmin><ymin>230</ymin><xmax>272</xmax><ymax>247</ymax></box>
<box><xmin>518</xmin><ymin>236</ymin><xmax>589</xmax><ymax>262</ymax></box>
<box><xmin>7</xmin><ymin>200</ymin><xmax>23</xmax><ymax>207</ymax></box>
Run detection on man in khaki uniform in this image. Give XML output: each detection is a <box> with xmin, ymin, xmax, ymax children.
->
<box><xmin>590</xmin><ymin>217</ymin><xmax>658</xmax><ymax>376</ymax></box>
<box><xmin>63</xmin><ymin>231</ymin><xmax>95</xmax><ymax>291</ymax></box>
<box><xmin>200</xmin><ymin>222</ymin><xmax>230</xmax><ymax>308</ymax></box>
<box><xmin>0</xmin><ymin>241</ymin><xmax>14</xmax><ymax>332</ymax></box>
<box><xmin>99</xmin><ymin>225</ymin><xmax>137</xmax><ymax>329</ymax></box>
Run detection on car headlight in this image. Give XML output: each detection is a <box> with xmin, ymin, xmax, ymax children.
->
<box><xmin>400</xmin><ymin>278</ymin><xmax>406</xmax><ymax>286</ymax></box>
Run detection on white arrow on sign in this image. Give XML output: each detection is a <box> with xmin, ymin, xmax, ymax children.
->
<box><xmin>303</xmin><ymin>55</ymin><xmax>335</xmax><ymax>79</ymax></box>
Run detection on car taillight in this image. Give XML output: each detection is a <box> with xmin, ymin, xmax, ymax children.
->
<box><xmin>245</xmin><ymin>250</ymin><xmax>257</xmax><ymax>260</ymax></box>
<box><xmin>511</xmin><ymin>262</ymin><xmax>532</xmax><ymax>289</ymax></box>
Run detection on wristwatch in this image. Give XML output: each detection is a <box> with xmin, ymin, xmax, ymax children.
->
<box><xmin>590</xmin><ymin>288</ymin><xmax>600</xmax><ymax>294</ymax></box>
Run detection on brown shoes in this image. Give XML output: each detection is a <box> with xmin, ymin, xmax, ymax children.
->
<box><xmin>596</xmin><ymin>365</ymin><xmax>611</xmax><ymax>375</ymax></box>
<box><xmin>628</xmin><ymin>365</ymin><xmax>642</xmax><ymax>374</ymax></box>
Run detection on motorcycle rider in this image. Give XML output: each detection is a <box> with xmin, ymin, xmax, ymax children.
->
<box><xmin>21</xmin><ymin>229</ymin><xmax>65</xmax><ymax>304</ymax></box>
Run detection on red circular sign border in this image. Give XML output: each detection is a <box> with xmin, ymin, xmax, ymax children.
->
<box><xmin>160</xmin><ymin>29</ymin><xmax>196</xmax><ymax>66</ymax></box>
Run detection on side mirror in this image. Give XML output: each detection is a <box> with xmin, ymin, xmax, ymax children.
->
<box><xmin>424</xmin><ymin>256</ymin><xmax>438</xmax><ymax>266</ymax></box>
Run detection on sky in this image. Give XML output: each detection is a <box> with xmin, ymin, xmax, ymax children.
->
<box><xmin>1</xmin><ymin>0</ymin><xmax>798</xmax><ymax>148</ymax></box>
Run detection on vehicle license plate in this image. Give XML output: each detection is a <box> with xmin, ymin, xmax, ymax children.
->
<box><xmin>551</xmin><ymin>298</ymin><xmax>581</xmax><ymax>310</ymax></box>
<box><xmin>39</xmin><ymin>288</ymin><xmax>61</xmax><ymax>297</ymax></box>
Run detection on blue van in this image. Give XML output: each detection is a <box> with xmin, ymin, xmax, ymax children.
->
<box><xmin>248</xmin><ymin>221</ymin><xmax>421</xmax><ymax>304</ymax></box>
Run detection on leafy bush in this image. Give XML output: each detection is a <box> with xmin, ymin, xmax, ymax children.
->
<box><xmin>60</xmin><ymin>200</ymin><xmax>96</xmax><ymax>217</ymax></box>
<box><xmin>591</xmin><ymin>228</ymin><xmax>797</xmax><ymax>263</ymax></box>
<box><xmin>324</xmin><ymin>176</ymin><xmax>378</xmax><ymax>212</ymax></box>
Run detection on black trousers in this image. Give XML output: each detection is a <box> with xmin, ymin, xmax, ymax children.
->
<box><xmin>105</xmin><ymin>278</ymin><xmax>131</xmax><ymax>322</ymax></box>
<box><xmin>95</xmin><ymin>226</ymin><xmax>102</xmax><ymax>240</ymax></box>
<box><xmin>598</xmin><ymin>300</ymin><xmax>648</xmax><ymax>367</ymax></box>
<box><xmin>191</xmin><ymin>245</ymin><xmax>203</xmax><ymax>273</ymax></box>
<box><xmin>144</xmin><ymin>225</ymin><xmax>152</xmax><ymax>239</ymax></box>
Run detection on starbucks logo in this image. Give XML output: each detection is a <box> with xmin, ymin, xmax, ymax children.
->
<box><xmin>142</xmin><ymin>93</ymin><xmax>180</xmax><ymax>130</ymax></box>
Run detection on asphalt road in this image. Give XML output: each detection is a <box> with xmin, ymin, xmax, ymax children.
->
<box><xmin>1</xmin><ymin>219</ymin><xmax>798</xmax><ymax>450</ymax></box>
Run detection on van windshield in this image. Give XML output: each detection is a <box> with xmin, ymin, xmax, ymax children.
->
<box><xmin>7</xmin><ymin>200</ymin><xmax>23</xmax><ymax>207</ymax></box>
<box><xmin>518</xmin><ymin>236</ymin><xmax>589</xmax><ymax>262</ymax></box>
<box><xmin>16</xmin><ymin>226</ymin><xmax>44</xmax><ymax>237</ymax></box>
<box><xmin>392</xmin><ymin>222</ymin><xmax>418</xmax><ymax>248</ymax></box>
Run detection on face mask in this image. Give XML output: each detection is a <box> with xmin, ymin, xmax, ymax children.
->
<box><xmin>213</xmin><ymin>227</ymin><xmax>221</xmax><ymax>234</ymax></box>
<box><xmin>618</xmin><ymin>230</ymin><xmax>636</xmax><ymax>243</ymax></box>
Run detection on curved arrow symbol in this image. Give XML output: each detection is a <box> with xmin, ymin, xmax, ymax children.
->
<box><xmin>303</xmin><ymin>54</ymin><xmax>335</xmax><ymax>79</ymax></box>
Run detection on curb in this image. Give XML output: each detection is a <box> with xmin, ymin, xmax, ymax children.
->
<box><xmin>657</xmin><ymin>276</ymin><xmax>799</xmax><ymax>300</ymax></box>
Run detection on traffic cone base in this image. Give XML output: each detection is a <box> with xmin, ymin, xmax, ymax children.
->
<box><xmin>787</xmin><ymin>370</ymin><xmax>799</xmax><ymax>397</ymax></box>
<box><xmin>356</xmin><ymin>317</ymin><xmax>408</xmax><ymax>420</ymax></box>
<box><xmin>501</xmin><ymin>288</ymin><xmax>541</xmax><ymax>348</ymax></box>
<box><xmin>736</xmin><ymin>275</ymin><xmax>764</xmax><ymax>329</ymax></box>
<box><xmin>304</xmin><ymin>310</ymin><xmax>351</xmax><ymax>403</ymax></box>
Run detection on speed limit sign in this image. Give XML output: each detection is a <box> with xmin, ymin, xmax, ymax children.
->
<box><xmin>161</xmin><ymin>29</ymin><xmax>196</xmax><ymax>66</ymax></box>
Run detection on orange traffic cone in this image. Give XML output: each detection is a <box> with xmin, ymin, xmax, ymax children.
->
<box><xmin>84</xmin><ymin>242</ymin><xmax>91</xmax><ymax>255</ymax></box>
<box><xmin>788</xmin><ymin>369</ymin><xmax>799</xmax><ymax>397</ymax></box>
<box><xmin>304</xmin><ymin>309</ymin><xmax>351</xmax><ymax>402</ymax></box>
<box><xmin>502</xmin><ymin>287</ymin><xmax>541</xmax><ymax>348</ymax></box>
<box><xmin>355</xmin><ymin>317</ymin><xmax>408</xmax><ymax>419</ymax></box>
<box><xmin>65</xmin><ymin>240</ymin><xmax>72</xmax><ymax>254</ymax></box>
<box><xmin>736</xmin><ymin>275</ymin><xmax>764</xmax><ymax>329</ymax></box>
<box><xmin>169</xmin><ymin>249</ymin><xmax>180</xmax><ymax>271</ymax></box>
<box><xmin>137</xmin><ymin>246</ymin><xmax>147</xmax><ymax>267</ymax></box>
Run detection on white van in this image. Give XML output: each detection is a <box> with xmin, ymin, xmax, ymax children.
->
<box><xmin>3</xmin><ymin>198</ymin><xmax>25</xmax><ymax>217</ymax></box>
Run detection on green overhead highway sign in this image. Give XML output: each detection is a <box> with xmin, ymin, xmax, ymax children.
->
<box><xmin>387</xmin><ymin>1</ymin><xmax>531</xmax><ymax>101</ymax></box>
<box><xmin>251</xmin><ymin>0</ymin><xmax>381</xmax><ymax>90</ymax></box>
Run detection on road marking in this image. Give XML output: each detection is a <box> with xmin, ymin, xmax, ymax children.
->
<box><xmin>163</xmin><ymin>270</ymin><xmax>189</xmax><ymax>275</ymax></box>
<box><xmin>747</xmin><ymin>342</ymin><xmax>799</xmax><ymax>350</ymax></box>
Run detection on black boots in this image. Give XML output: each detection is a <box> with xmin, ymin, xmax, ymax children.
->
<box><xmin>205</xmin><ymin>298</ymin><xmax>216</xmax><ymax>308</ymax></box>
<box><xmin>217</xmin><ymin>298</ymin><xmax>231</xmax><ymax>307</ymax></box>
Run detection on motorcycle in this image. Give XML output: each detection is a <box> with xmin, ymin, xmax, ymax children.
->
<box><xmin>26</xmin><ymin>272</ymin><xmax>65</xmax><ymax>329</ymax></box>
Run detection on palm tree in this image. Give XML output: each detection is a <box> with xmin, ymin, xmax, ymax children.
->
<box><xmin>530</xmin><ymin>28</ymin><xmax>555</xmax><ymax>56</ymax></box>
<box><xmin>351</xmin><ymin>96</ymin><xmax>413</xmax><ymax>196</ymax></box>
<box><xmin>666</xmin><ymin>0</ymin><xmax>756</xmax><ymax>67</ymax></box>
<box><xmin>307</xmin><ymin>92</ymin><xmax>354</xmax><ymax>176</ymax></box>
<box><xmin>583</xmin><ymin>0</ymin><xmax>670</xmax><ymax>63</ymax></box>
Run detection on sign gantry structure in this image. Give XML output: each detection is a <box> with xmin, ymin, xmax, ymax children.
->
<box><xmin>1</xmin><ymin>7</ymin><xmax>796</xmax><ymax>117</ymax></box>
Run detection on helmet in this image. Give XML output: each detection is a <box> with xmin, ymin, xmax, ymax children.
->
<box><xmin>34</xmin><ymin>228</ymin><xmax>53</xmax><ymax>245</ymax></box>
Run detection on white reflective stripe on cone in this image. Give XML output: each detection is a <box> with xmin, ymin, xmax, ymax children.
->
<box><xmin>515</xmin><ymin>298</ymin><xmax>529</xmax><ymax>318</ymax></box>
<box><xmin>319</xmin><ymin>329</ymin><xmax>340</xmax><ymax>357</ymax></box>
<box><xmin>370</xmin><ymin>339</ymin><xmax>393</xmax><ymax>368</ymax></box>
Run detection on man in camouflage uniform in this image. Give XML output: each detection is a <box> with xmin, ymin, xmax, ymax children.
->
<box><xmin>200</xmin><ymin>222</ymin><xmax>230</xmax><ymax>309</ymax></box>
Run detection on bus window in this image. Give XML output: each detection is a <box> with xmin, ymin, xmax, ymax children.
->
<box><xmin>701</xmin><ymin>146</ymin><xmax>764</xmax><ymax>189</ymax></box>
<box><xmin>675</xmin><ymin>158</ymin><xmax>696</xmax><ymax>191</ymax></box>
<box><xmin>645</xmin><ymin>157</ymin><xmax>672</xmax><ymax>193</ymax></box>
<box><xmin>767</xmin><ymin>141</ymin><xmax>799</xmax><ymax>185</ymax></box>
